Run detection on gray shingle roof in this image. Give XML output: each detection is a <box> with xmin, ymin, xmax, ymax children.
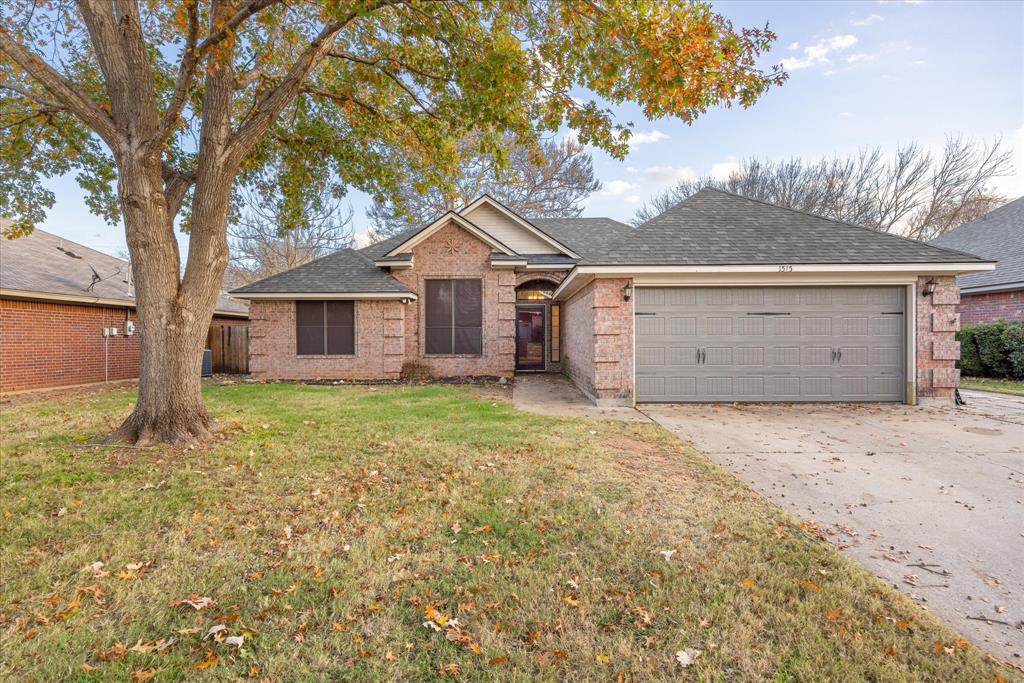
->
<box><xmin>587</xmin><ymin>188</ymin><xmax>993</xmax><ymax>266</ymax></box>
<box><xmin>930</xmin><ymin>197</ymin><xmax>1023</xmax><ymax>291</ymax></box>
<box><xmin>230</xmin><ymin>248</ymin><xmax>412</xmax><ymax>295</ymax></box>
<box><xmin>357</xmin><ymin>227</ymin><xmax>420</xmax><ymax>260</ymax></box>
<box><xmin>0</xmin><ymin>225</ymin><xmax>248</xmax><ymax>316</ymax></box>
<box><xmin>530</xmin><ymin>217</ymin><xmax>632</xmax><ymax>261</ymax></box>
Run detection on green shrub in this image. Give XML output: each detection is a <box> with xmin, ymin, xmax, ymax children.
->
<box><xmin>957</xmin><ymin>320</ymin><xmax>1024</xmax><ymax>378</ymax></box>
<box><xmin>956</xmin><ymin>324</ymin><xmax>983</xmax><ymax>376</ymax></box>
<box><xmin>1003</xmin><ymin>322</ymin><xmax>1024</xmax><ymax>378</ymax></box>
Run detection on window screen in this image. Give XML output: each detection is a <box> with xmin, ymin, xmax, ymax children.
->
<box><xmin>424</xmin><ymin>279</ymin><xmax>482</xmax><ymax>355</ymax></box>
<box><xmin>296</xmin><ymin>301</ymin><xmax>354</xmax><ymax>355</ymax></box>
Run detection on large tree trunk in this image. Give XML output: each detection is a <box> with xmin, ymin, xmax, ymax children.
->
<box><xmin>109</xmin><ymin>152</ymin><xmax>230</xmax><ymax>446</ymax></box>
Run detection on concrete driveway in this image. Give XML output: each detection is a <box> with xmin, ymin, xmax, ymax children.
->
<box><xmin>643</xmin><ymin>391</ymin><xmax>1024</xmax><ymax>662</ymax></box>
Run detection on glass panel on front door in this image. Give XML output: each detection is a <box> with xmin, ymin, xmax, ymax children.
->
<box><xmin>516</xmin><ymin>308</ymin><xmax>545</xmax><ymax>370</ymax></box>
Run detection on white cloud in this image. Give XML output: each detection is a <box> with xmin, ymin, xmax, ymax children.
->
<box><xmin>623</xmin><ymin>195</ymin><xmax>642</xmax><ymax>204</ymax></box>
<box><xmin>839</xmin><ymin>112</ymin><xmax>852</xmax><ymax>118</ymax></box>
<box><xmin>627</xmin><ymin>130</ymin><xmax>669</xmax><ymax>148</ymax></box>
<box><xmin>846</xmin><ymin>52</ymin><xmax>876</xmax><ymax>65</ymax></box>
<box><xmin>911</xmin><ymin>59</ymin><xmax>927</xmax><ymax>66</ymax></box>
<box><xmin>787</xmin><ymin>41</ymin><xmax>800</xmax><ymax>50</ymax></box>
<box><xmin>644</xmin><ymin>165</ymin><xmax>698</xmax><ymax>185</ymax></box>
<box><xmin>781</xmin><ymin>34</ymin><xmax>859</xmax><ymax>71</ymax></box>
<box><xmin>852</xmin><ymin>13</ymin><xmax>883</xmax><ymax>26</ymax></box>
<box><xmin>602</xmin><ymin>180</ymin><xmax>639</xmax><ymax>197</ymax></box>
<box><xmin>710</xmin><ymin>160</ymin><xmax>741</xmax><ymax>181</ymax></box>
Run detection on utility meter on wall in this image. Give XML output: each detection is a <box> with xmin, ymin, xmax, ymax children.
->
<box><xmin>125</xmin><ymin>320</ymin><xmax>135</xmax><ymax>336</ymax></box>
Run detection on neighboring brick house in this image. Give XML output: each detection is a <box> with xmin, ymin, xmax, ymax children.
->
<box><xmin>1</xmin><ymin>227</ymin><xmax>248</xmax><ymax>393</ymax></box>
<box><xmin>931</xmin><ymin>197</ymin><xmax>1023</xmax><ymax>324</ymax></box>
<box><xmin>233</xmin><ymin>191</ymin><xmax>994</xmax><ymax>405</ymax></box>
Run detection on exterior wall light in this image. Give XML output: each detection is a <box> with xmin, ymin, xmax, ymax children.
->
<box><xmin>622</xmin><ymin>282</ymin><xmax>633</xmax><ymax>301</ymax></box>
<box><xmin>921</xmin><ymin>279</ymin><xmax>937</xmax><ymax>297</ymax></box>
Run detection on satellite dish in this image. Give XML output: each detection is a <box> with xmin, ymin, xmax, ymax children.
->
<box><xmin>86</xmin><ymin>264</ymin><xmax>102</xmax><ymax>291</ymax></box>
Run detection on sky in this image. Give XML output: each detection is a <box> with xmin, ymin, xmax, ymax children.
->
<box><xmin>30</xmin><ymin>0</ymin><xmax>1024</xmax><ymax>258</ymax></box>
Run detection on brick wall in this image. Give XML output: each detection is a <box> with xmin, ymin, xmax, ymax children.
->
<box><xmin>248</xmin><ymin>299</ymin><xmax>405</xmax><ymax>380</ymax></box>
<box><xmin>561</xmin><ymin>278</ymin><xmax>633</xmax><ymax>405</ymax></box>
<box><xmin>1</xmin><ymin>299</ymin><xmax>139</xmax><ymax>393</ymax></box>
<box><xmin>561</xmin><ymin>280</ymin><xmax>597</xmax><ymax>397</ymax></box>
<box><xmin>958</xmin><ymin>289</ymin><xmax>1023</xmax><ymax>324</ymax></box>
<box><xmin>916</xmin><ymin>275</ymin><xmax>960</xmax><ymax>399</ymax></box>
<box><xmin>0</xmin><ymin>298</ymin><xmax>246</xmax><ymax>393</ymax></box>
<box><xmin>391</xmin><ymin>222</ymin><xmax>515</xmax><ymax>378</ymax></box>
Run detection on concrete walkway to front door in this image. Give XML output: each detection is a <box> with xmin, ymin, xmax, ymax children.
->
<box><xmin>642</xmin><ymin>392</ymin><xmax>1024</xmax><ymax>662</ymax></box>
<box><xmin>511</xmin><ymin>373</ymin><xmax>649</xmax><ymax>422</ymax></box>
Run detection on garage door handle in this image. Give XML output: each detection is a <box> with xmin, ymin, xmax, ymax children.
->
<box><xmin>837</xmin><ymin>349</ymin><xmax>842</xmax><ymax>362</ymax></box>
<box><xmin>831</xmin><ymin>349</ymin><xmax>836</xmax><ymax>363</ymax></box>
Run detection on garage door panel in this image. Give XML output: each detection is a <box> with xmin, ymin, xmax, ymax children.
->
<box><xmin>636</xmin><ymin>316</ymin><xmax>664</xmax><ymax>336</ymax></box>
<box><xmin>668</xmin><ymin>317</ymin><xmax>697</xmax><ymax>335</ymax></box>
<box><xmin>802</xmin><ymin>317</ymin><xmax>832</xmax><ymax>336</ymax></box>
<box><xmin>802</xmin><ymin>346</ymin><xmax>832</xmax><ymax>366</ymax></box>
<box><xmin>667</xmin><ymin>346</ymin><xmax>698</xmax><ymax>366</ymax></box>
<box><xmin>635</xmin><ymin>286</ymin><xmax>905</xmax><ymax>402</ymax></box>
<box><xmin>705</xmin><ymin>317</ymin><xmax>733</xmax><ymax>335</ymax></box>
<box><xmin>772</xmin><ymin>317</ymin><xmax>801</xmax><ymax>335</ymax></box>
<box><xmin>636</xmin><ymin>346</ymin><xmax>665</xmax><ymax>368</ymax></box>
<box><xmin>736</xmin><ymin>348</ymin><xmax>765</xmax><ymax>366</ymax></box>
<box><xmin>704</xmin><ymin>347</ymin><xmax>733</xmax><ymax>366</ymax></box>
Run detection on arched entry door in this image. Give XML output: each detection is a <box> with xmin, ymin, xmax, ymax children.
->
<box><xmin>515</xmin><ymin>280</ymin><xmax>556</xmax><ymax>371</ymax></box>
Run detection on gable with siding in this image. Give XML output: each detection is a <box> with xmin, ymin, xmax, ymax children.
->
<box><xmin>460</xmin><ymin>202</ymin><xmax>560</xmax><ymax>254</ymax></box>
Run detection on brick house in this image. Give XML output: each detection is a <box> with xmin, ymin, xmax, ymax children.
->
<box><xmin>930</xmin><ymin>197</ymin><xmax>1023</xmax><ymax>324</ymax></box>
<box><xmin>232</xmin><ymin>191</ymin><xmax>994</xmax><ymax>405</ymax></box>
<box><xmin>1</xmin><ymin>227</ymin><xmax>248</xmax><ymax>393</ymax></box>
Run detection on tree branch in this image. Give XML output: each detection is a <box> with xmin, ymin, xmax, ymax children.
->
<box><xmin>0</xmin><ymin>30</ymin><xmax>121</xmax><ymax>145</ymax></box>
<box><xmin>327</xmin><ymin>50</ymin><xmax>440</xmax><ymax>118</ymax></box>
<box><xmin>226</xmin><ymin>1</ymin><xmax>403</xmax><ymax>167</ymax></box>
<box><xmin>151</xmin><ymin>0</ymin><xmax>200</xmax><ymax>154</ymax></box>
<box><xmin>195</xmin><ymin>0</ymin><xmax>281</xmax><ymax>55</ymax></box>
<box><xmin>1</xmin><ymin>80</ymin><xmax>63</xmax><ymax>110</ymax></box>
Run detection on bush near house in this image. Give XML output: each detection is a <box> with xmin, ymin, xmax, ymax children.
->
<box><xmin>956</xmin><ymin>320</ymin><xmax>1024</xmax><ymax>378</ymax></box>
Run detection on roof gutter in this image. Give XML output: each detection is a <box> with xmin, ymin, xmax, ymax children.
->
<box><xmin>0</xmin><ymin>288</ymin><xmax>249</xmax><ymax>318</ymax></box>
<box><xmin>232</xmin><ymin>291</ymin><xmax>417</xmax><ymax>301</ymax></box>
<box><xmin>551</xmin><ymin>261</ymin><xmax>997</xmax><ymax>301</ymax></box>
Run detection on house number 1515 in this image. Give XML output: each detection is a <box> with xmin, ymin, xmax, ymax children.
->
<box><xmin>778</xmin><ymin>265</ymin><xmax>793</xmax><ymax>272</ymax></box>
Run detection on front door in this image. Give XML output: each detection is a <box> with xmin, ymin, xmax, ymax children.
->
<box><xmin>515</xmin><ymin>306</ymin><xmax>546</xmax><ymax>371</ymax></box>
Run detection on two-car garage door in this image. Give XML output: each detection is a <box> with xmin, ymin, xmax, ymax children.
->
<box><xmin>635</xmin><ymin>286</ymin><xmax>906</xmax><ymax>402</ymax></box>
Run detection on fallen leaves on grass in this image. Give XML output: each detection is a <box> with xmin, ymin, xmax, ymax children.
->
<box><xmin>169</xmin><ymin>595</ymin><xmax>215</xmax><ymax>610</ymax></box>
<box><xmin>676</xmin><ymin>648</ymin><xmax>702</xmax><ymax>668</ymax></box>
<box><xmin>193</xmin><ymin>650</ymin><xmax>218</xmax><ymax>670</ymax></box>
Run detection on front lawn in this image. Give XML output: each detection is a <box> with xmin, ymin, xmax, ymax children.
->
<box><xmin>1</xmin><ymin>383</ymin><xmax>1017</xmax><ymax>681</ymax></box>
<box><xmin>960</xmin><ymin>376</ymin><xmax>1024</xmax><ymax>396</ymax></box>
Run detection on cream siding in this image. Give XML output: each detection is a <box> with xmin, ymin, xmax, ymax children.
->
<box><xmin>462</xmin><ymin>204</ymin><xmax>558</xmax><ymax>254</ymax></box>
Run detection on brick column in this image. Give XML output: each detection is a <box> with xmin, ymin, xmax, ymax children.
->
<box><xmin>496</xmin><ymin>270</ymin><xmax>516</xmax><ymax>368</ymax></box>
<box><xmin>592</xmin><ymin>278</ymin><xmax>633</xmax><ymax>404</ymax></box>
<box><xmin>916</xmin><ymin>275</ymin><xmax>960</xmax><ymax>400</ymax></box>
<box><xmin>382</xmin><ymin>301</ymin><xmax>405</xmax><ymax>378</ymax></box>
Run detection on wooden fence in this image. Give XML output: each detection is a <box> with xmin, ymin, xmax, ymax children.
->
<box><xmin>207</xmin><ymin>323</ymin><xmax>249</xmax><ymax>374</ymax></box>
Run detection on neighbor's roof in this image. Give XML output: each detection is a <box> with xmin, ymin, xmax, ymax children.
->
<box><xmin>584</xmin><ymin>188</ymin><xmax>994</xmax><ymax>266</ymax></box>
<box><xmin>0</xmin><ymin>224</ymin><xmax>248</xmax><ymax>316</ymax></box>
<box><xmin>930</xmin><ymin>197</ymin><xmax>1023</xmax><ymax>292</ymax></box>
<box><xmin>230</xmin><ymin>248</ymin><xmax>414</xmax><ymax>295</ymax></box>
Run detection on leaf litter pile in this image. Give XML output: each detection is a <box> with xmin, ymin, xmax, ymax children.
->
<box><xmin>0</xmin><ymin>383</ymin><xmax>1019</xmax><ymax>681</ymax></box>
